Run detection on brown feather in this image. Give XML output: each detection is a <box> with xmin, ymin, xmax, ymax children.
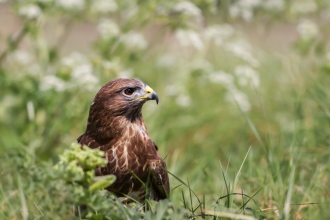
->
<box><xmin>78</xmin><ymin>78</ymin><xmax>170</xmax><ymax>203</ymax></box>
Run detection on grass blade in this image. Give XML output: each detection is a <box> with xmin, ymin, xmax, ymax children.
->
<box><xmin>17</xmin><ymin>175</ymin><xmax>28</xmax><ymax>220</ymax></box>
<box><xmin>284</xmin><ymin>167</ymin><xmax>295</xmax><ymax>220</ymax></box>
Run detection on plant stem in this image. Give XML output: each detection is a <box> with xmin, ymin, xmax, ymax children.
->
<box><xmin>0</xmin><ymin>23</ymin><xmax>29</xmax><ymax>65</ymax></box>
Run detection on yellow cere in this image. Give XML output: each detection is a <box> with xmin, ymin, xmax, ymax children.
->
<box><xmin>133</xmin><ymin>85</ymin><xmax>154</xmax><ymax>101</ymax></box>
<box><xmin>145</xmin><ymin>85</ymin><xmax>153</xmax><ymax>94</ymax></box>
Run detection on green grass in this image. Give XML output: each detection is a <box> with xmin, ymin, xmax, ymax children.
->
<box><xmin>1</xmin><ymin>0</ymin><xmax>330</xmax><ymax>219</ymax></box>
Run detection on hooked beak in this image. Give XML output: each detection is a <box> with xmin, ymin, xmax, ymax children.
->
<box><xmin>145</xmin><ymin>85</ymin><xmax>159</xmax><ymax>104</ymax></box>
<box><xmin>133</xmin><ymin>85</ymin><xmax>159</xmax><ymax>104</ymax></box>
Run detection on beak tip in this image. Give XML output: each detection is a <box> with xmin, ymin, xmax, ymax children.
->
<box><xmin>148</xmin><ymin>91</ymin><xmax>159</xmax><ymax>104</ymax></box>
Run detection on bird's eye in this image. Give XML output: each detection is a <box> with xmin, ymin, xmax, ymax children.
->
<box><xmin>124</xmin><ymin>88</ymin><xmax>135</xmax><ymax>96</ymax></box>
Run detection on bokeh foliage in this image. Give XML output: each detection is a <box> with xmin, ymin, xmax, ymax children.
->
<box><xmin>1</xmin><ymin>0</ymin><xmax>330</xmax><ymax>219</ymax></box>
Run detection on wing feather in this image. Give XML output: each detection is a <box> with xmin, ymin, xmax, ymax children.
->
<box><xmin>149</xmin><ymin>160</ymin><xmax>170</xmax><ymax>200</ymax></box>
<box><xmin>77</xmin><ymin>133</ymin><xmax>101</xmax><ymax>149</ymax></box>
<box><xmin>147</xmin><ymin>142</ymin><xmax>170</xmax><ymax>201</ymax></box>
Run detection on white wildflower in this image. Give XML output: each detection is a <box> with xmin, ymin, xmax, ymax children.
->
<box><xmin>37</xmin><ymin>0</ymin><xmax>52</xmax><ymax>2</ymax></box>
<box><xmin>40</xmin><ymin>75</ymin><xmax>67</xmax><ymax>92</ymax></box>
<box><xmin>97</xmin><ymin>19</ymin><xmax>120</xmax><ymax>39</ymax></box>
<box><xmin>19</xmin><ymin>4</ymin><xmax>42</xmax><ymax>19</ymax></box>
<box><xmin>226</xmin><ymin>88</ymin><xmax>251</xmax><ymax>112</ymax></box>
<box><xmin>229</xmin><ymin>0</ymin><xmax>261</xmax><ymax>21</ymax></box>
<box><xmin>57</xmin><ymin>0</ymin><xmax>84</xmax><ymax>10</ymax></box>
<box><xmin>11</xmin><ymin>50</ymin><xmax>33</xmax><ymax>65</ymax></box>
<box><xmin>209</xmin><ymin>71</ymin><xmax>234</xmax><ymax>86</ymax></box>
<box><xmin>204</xmin><ymin>24</ymin><xmax>234</xmax><ymax>46</ymax></box>
<box><xmin>173</xmin><ymin>1</ymin><xmax>201</xmax><ymax>18</ymax></box>
<box><xmin>225</xmin><ymin>41</ymin><xmax>259</xmax><ymax>67</ymax></box>
<box><xmin>236</xmin><ymin>0</ymin><xmax>261</xmax><ymax>8</ymax></box>
<box><xmin>234</xmin><ymin>65</ymin><xmax>260</xmax><ymax>87</ymax></box>
<box><xmin>297</xmin><ymin>19</ymin><xmax>319</xmax><ymax>40</ymax></box>
<box><xmin>262</xmin><ymin>0</ymin><xmax>284</xmax><ymax>11</ymax></box>
<box><xmin>71</xmin><ymin>64</ymin><xmax>99</xmax><ymax>91</ymax></box>
<box><xmin>176</xmin><ymin>94</ymin><xmax>191</xmax><ymax>107</ymax></box>
<box><xmin>175</xmin><ymin>29</ymin><xmax>204</xmax><ymax>50</ymax></box>
<box><xmin>120</xmin><ymin>32</ymin><xmax>148</xmax><ymax>50</ymax></box>
<box><xmin>91</xmin><ymin>0</ymin><xmax>118</xmax><ymax>13</ymax></box>
<box><xmin>210</xmin><ymin>70</ymin><xmax>252</xmax><ymax>111</ymax></box>
<box><xmin>229</xmin><ymin>5</ymin><xmax>240</xmax><ymax>18</ymax></box>
<box><xmin>156</xmin><ymin>53</ymin><xmax>177</xmax><ymax>68</ymax></box>
<box><xmin>173</xmin><ymin>1</ymin><xmax>202</xmax><ymax>23</ymax></box>
<box><xmin>121</xmin><ymin>1</ymin><xmax>139</xmax><ymax>20</ymax></box>
<box><xmin>241</xmin><ymin>9</ymin><xmax>253</xmax><ymax>22</ymax></box>
<box><xmin>229</xmin><ymin>6</ymin><xmax>253</xmax><ymax>21</ymax></box>
<box><xmin>61</xmin><ymin>52</ymin><xmax>88</xmax><ymax>68</ymax></box>
<box><xmin>71</xmin><ymin>64</ymin><xmax>93</xmax><ymax>79</ymax></box>
<box><xmin>290</xmin><ymin>0</ymin><xmax>317</xmax><ymax>15</ymax></box>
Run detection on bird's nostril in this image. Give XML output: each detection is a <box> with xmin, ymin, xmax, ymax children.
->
<box><xmin>145</xmin><ymin>85</ymin><xmax>153</xmax><ymax>94</ymax></box>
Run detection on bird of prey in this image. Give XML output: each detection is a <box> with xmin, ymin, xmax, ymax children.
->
<box><xmin>77</xmin><ymin>78</ymin><xmax>170</xmax><ymax>203</ymax></box>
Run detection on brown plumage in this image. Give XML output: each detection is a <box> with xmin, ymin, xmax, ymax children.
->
<box><xmin>77</xmin><ymin>78</ymin><xmax>170</xmax><ymax>202</ymax></box>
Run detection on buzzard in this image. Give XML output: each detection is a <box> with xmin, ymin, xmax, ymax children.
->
<box><xmin>77</xmin><ymin>78</ymin><xmax>170</xmax><ymax>203</ymax></box>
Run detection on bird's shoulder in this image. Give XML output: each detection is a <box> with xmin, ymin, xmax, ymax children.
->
<box><xmin>77</xmin><ymin>133</ymin><xmax>102</xmax><ymax>149</ymax></box>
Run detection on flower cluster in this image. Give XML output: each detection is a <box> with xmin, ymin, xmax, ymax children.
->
<box><xmin>120</xmin><ymin>31</ymin><xmax>148</xmax><ymax>51</ymax></box>
<box><xmin>19</xmin><ymin>4</ymin><xmax>42</xmax><ymax>19</ymax></box>
<box><xmin>290</xmin><ymin>0</ymin><xmax>317</xmax><ymax>15</ymax></box>
<box><xmin>57</xmin><ymin>0</ymin><xmax>85</xmax><ymax>11</ymax></box>
<box><xmin>39</xmin><ymin>52</ymin><xmax>100</xmax><ymax>92</ymax></box>
<box><xmin>297</xmin><ymin>19</ymin><xmax>319</xmax><ymax>40</ymax></box>
<box><xmin>97</xmin><ymin>19</ymin><xmax>120</xmax><ymax>39</ymax></box>
<box><xmin>91</xmin><ymin>0</ymin><xmax>118</xmax><ymax>14</ymax></box>
<box><xmin>53</xmin><ymin>143</ymin><xmax>107</xmax><ymax>183</ymax></box>
<box><xmin>208</xmin><ymin>70</ymin><xmax>254</xmax><ymax>112</ymax></box>
<box><xmin>169</xmin><ymin>17</ymin><xmax>260</xmax><ymax>111</ymax></box>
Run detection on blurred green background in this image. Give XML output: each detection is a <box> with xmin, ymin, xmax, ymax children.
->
<box><xmin>1</xmin><ymin>0</ymin><xmax>330</xmax><ymax>219</ymax></box>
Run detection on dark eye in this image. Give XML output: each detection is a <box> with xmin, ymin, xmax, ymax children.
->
<box><xmin>124</xmin><ymin>88</ymin><xmax>135</xmax><ymax>96</ymax></box>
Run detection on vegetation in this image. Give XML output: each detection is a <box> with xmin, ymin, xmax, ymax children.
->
<box><xmin>1</xmin><ymin>0</ymin><xmax>330</xmax><ymax>219</ymax></box>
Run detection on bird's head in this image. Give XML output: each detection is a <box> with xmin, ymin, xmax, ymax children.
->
<box><xmin>90</xmin><ymin>78</ymin><xmax>159</xmax><ymax>121</ymax></box>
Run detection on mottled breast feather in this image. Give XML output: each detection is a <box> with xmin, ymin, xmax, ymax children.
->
<box><xmin>77</xmin><ymin>78</ymin><xmax>170</xmax><ymax>203</ymax></box>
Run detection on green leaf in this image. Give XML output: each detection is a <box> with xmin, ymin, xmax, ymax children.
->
<box><xmin>89</xmin><ymin>175</ymin><xmax>116</xmax><ymax>191</ymax></box>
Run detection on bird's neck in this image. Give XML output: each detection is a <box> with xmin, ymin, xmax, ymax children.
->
<box><xmin>86</xmin><ymin>112</ymin><xmax>146</xmax><ymax>144</ymax></box>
